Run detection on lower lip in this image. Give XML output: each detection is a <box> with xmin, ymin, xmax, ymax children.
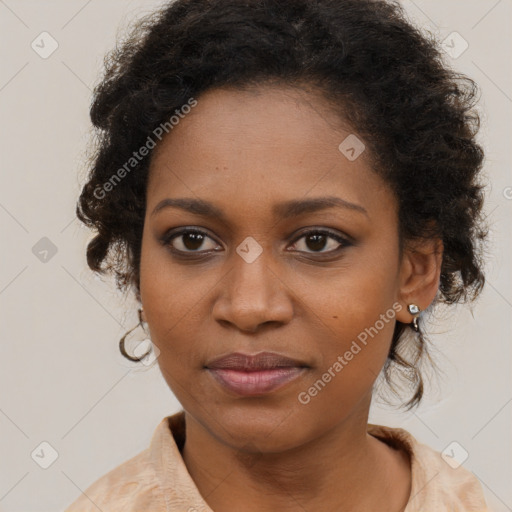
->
<box><xmin>208</xmin><ymin>367</ymin><xmax>306</xmax><ymax>396</ymax></box>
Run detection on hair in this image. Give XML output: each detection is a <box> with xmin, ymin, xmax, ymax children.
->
<box><xmin>76</xmin><ymin>0</ymin><xmax>488</xmax><ymax>409</ymax></box>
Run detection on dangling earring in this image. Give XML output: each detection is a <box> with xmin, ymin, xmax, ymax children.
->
<box><xmin>407</xmin><ymin>304</ymin><xmax>421</xmax><ymax>332</ymax></box>
<box><xmin>119</xmin><ymin>307</ymin><xmax>154</xmax><ymax>362</ymax></box>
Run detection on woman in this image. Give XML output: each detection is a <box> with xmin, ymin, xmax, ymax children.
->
<box><xmin>65</xmin><ymin>0</ymin><xmax>490</xmax><ymax>510</ymax></box>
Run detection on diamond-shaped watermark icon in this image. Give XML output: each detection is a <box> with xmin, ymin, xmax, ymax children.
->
<box><xmin>32</xmin><ymin>237</ymin><xmax>58</xmax><ymax>263</ymax></box>
<box><xmin>31</xmin><ymin>31</ymin><xmax>59</xmax><ymax>59</ymax></box>
<box><xmin>133</xmin><ymin>339</ymin><xmax>160</xmax><ymax>366</ymax></box>
<box><xmin>441</xmin><ymin>441</ymin><xmax>469</xmax><ymax>469</ymax></box>
<box><xmin>441</xmin><ymin>31</ymin><xmax>468</xmax><ymax>59</ymax></box>
<box><xmin>338</xmin><ymin>134</ymin><xmax>365</xmax><ymax>161</ymax></box>
<box><xmin>236</xmin><ymin>236</ymin><xmax>263</xmax><ymax>263</ymax></box>
<box><xmin>31</xmin><ymin>441</ymin><xmax>59</xmax><ymax>469</ymax></box>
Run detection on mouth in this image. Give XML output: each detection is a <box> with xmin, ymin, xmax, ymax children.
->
<box><xmin>205</xmin><ymin>351</ymin><xmax>309</xmax><ymax>396</ymax></box>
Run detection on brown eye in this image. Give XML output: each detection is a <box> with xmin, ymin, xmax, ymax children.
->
<box><xmin>290</xmin><ymin>230</ymin><xmax>351</xmax><ymax>254</ymax></box>
<box><xmin>161</xmin><ymin>227</ymin><xmax>351</xmax><ymax>257</ymax></box>
<box><xmin>164</xmin><ymin>229</ymin><xmax>220</xmax><ymax>253</ymax></box>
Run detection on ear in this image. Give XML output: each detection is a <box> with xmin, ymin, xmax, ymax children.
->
<box><xmin>395</xmin><ymin>236</ymin><xmax>443</xmax><ymax>325</ymax></box>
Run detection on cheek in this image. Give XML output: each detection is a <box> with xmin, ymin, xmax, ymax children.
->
<box><xmin>309</xmin><ymin>285</ymin><xmax>396</xmax><ymax>390</ymax></box>
<box><xmin>139</xmin><ymin>230</ymin><xmax>196</xmax><ymax>322</ymax></box>
<box><xmin>296</xmin><ymin>253</ymin><xmax>400</xmax><ymax>396</ymax></box>
<box><xmin>303</xmin><ymin>255</ymin><xmax>399</xmax><ymax>342</ymax></box>
<box><xmin>295</xmin><ymin>285</ymin><xmax>397</xmax><ymax>425</ymax></box>
<box><xmin>139</xmin><ymin>234</ymin><xmax>220</xmax><ymax>376</ymax></box>
<box><xmin>139</xmin><ymin>234</ymin><xmax>187</xmax><ymax>353</ymax></box>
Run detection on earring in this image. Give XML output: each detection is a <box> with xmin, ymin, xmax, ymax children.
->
<box><xmin>407</xmin><ymin>304</ymin><xmax>421</xmax><ymax>332</ymax></box>
<box><xmin>119</xmin><ymin>307</ymin><xmax>153</xmax><ymax>362</ymax></box>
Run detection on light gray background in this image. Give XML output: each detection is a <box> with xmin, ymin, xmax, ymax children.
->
<box><xmin>0</xmin><ymin>1</ymin><xmax>510</xmax><ymax>511</ymax></box>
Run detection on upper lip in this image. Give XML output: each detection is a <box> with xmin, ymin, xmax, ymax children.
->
<box><xmin>206</xmin><ymin>351</ymin><xmax>309</xmax><ymax>371</ymax></box>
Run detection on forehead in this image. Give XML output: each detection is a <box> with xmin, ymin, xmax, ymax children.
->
<box><xmin>150</xmin><ymin>85</ymin><xmax>352</xmax><ymax>167</ymax></box>
<box><xmin>146</xmin><ymin>86</ymin><xmax>395</xmax><ymax>223</ymax></box>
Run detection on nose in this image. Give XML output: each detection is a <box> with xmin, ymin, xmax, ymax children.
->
<box><xmin>212</xmin><ymin>247</ymin><xmax>294</xmax><ymax>333</ymax></box>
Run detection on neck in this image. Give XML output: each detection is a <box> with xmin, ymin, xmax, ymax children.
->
<box><xmin>181</xmin><ymin>404</ymin><xmax>411</xmax><ymax>512</ymax></box>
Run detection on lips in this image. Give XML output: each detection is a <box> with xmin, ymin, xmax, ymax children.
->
<box><xmin>206</xmin><ymin>351</ymin><xmax>307</xmax><ymax>371</ymax></box>
<box><xmin>206</xmin><ymin>351</ymin><xmax>309</xmax><ymax>396</ymax></box>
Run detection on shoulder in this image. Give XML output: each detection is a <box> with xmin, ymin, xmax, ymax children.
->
<box><xmin>63</xmin><ymin>446</ymin><xmax>165</xmax><ymax>512</ymax></box>
<box><xmin>65</xmin><ymin>412</ymin><xmax>213</xmax><ymax>512</ymax></box>
<box><xmin>368</xmin><ymin>423</ymin><xmax>490</xmax><ymax>512</ymax></box>
<box><xmin>63</xmin><ymin>416</ymin><xmax>176</xmax><ymax>512</ymax></box>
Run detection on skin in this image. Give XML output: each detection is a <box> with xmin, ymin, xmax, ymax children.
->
<box><xmin>138</xmin><ymin>85</ymin><xmax>443</xmax><ymax>511</ymax></box>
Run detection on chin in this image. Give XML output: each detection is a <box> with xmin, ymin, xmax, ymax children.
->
<box><xmin>201</xmin><ymin>402</ymin><xmax>312</xmax><ymax>454</ymax></box>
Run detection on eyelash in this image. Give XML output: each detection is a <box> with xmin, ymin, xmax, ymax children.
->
<box><xmin>161</xmin><ymin>227</ymin><xmax>352</xmax><ymax>258</ymax></box>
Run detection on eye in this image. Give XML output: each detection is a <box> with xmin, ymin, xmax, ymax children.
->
<box><xmin>163</xmin><ymin>228</ymin><xmax>220</xmax><ymax>254</ymax></box>
<box><xmin>289</xmin><ymin>229</ymin><xmax>351</xmax><ymax>254</ymax></box>
<box><xmin>161</xmin><ymin>227</ymin><xmax>351</xmax><ymax>257</ymax></box>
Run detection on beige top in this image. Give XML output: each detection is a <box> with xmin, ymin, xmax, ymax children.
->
<box><xmin>65</xmin><ymin>411</ymin><xmax>490</xmax><ymax>511</ymax></box>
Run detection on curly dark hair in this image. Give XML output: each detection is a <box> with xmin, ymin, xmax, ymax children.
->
<box><xmin>77</xmin><ymin>0</ymin><xmax>488</xmax><ymax>409</ymax></box>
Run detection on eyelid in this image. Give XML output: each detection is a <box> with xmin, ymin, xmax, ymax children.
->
<box><xmin>289</xmin><ymin>227</ymin><xmax>353</xmax><ymax>246</ymax></box>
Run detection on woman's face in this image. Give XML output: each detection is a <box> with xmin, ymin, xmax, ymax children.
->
<box><xmin>139</xmin><ymin>85</ymin><xmax>430</xmax><ymax>452</ymax></box>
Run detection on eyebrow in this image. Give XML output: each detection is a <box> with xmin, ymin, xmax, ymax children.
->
<box><xmin>151</xmin><ymin>195</ymin><xmax>368</xmax><ymax>220</ymax></box>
